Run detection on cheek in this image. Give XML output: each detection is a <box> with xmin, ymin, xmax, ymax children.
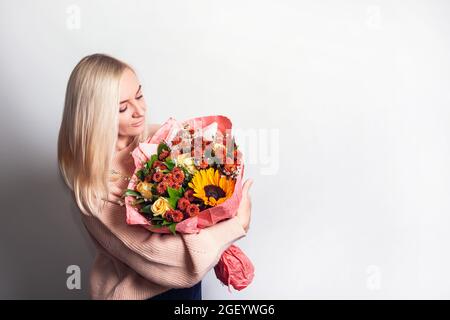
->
<box><xmin>118</xmin><ymin>114</ymin><xmax>131</xmax><ymax>131</ymax></box>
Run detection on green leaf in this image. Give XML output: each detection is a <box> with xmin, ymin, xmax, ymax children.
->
<box><xmin>162</xmin><ymin>220</ymin><xmax>172</xmax><ymax>226</ymax></box>
<box><xmin>168</xmin><ymin>198</ymin><xmax>177</xmax><ymax>210</ymax></box>
<box><xmin>168</xmin><ymin>223</ymin><xmax>177</xmax><ymax>235</ymax></box>
<box><xmin>167</xmin><ymin>186</ymin><xmax>183</xmax><ymax>198</ymax></box>
<box><xmin>136</xmin><ymin>169</ymin><xmax>145</xmax><ymax>180</ymax></box>
<box><xmin>167</xmin><ymin>186</ymin><xmax>183</xmax><ymax>209</ymax></box>
<box><xmin>146</xmin><ymin>154</ymin><xmax>158</xmax><ymax>170</ymax></box>
<box><xmin>180</xmin><ymin>166</ymin><xmax>190</xmax><ymax>177</ymax></box>
<box><xmin>164</xmin><ymin>159</ymin><xmax>176</xmax><ymax>170</ymax></box>
<box><xmin>123</xmin><ymin>189</ymin><xmax>140</xmax><ymax>198</ymax></box>
<box><xmin>132</xmin><ymin>199</ymin><xmax>145</xmax><ymax>206</ymax></box>
<box><xmin>141</xmin><ymin>204</ymin><xmax>152</xmax><ymax>214</ymax></box>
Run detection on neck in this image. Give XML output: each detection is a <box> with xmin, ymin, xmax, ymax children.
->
<box><xmin>116</xmin><ymin>135</ymin><xmax>133</xmax><ymax>152</ymax></box>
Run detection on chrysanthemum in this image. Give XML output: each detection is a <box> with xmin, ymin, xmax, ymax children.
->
<box><xmin>152</xmin><ymin>171</ymin><xmax>163</xmax><ymax>182</ymax></box>
<box><xmin>184</xmin><ymin>189</ymin><xmax>195</xmax><ymax>202</ymax></box>
<box><xmin>156</xmin><ymin>181</ymin><xmax>168</xmax><ymax>195</ymax></box>
<box><xmin>172</xmin><ymin>167</ymin><xmax>185</xmax><ymax>183</ymax></box>
<box><xmin>177</xmin><ymin>197</ymin><xmax>190</xmax><ymax>211</ymax></box>
<box><xmin>152</xmin><ymin>160</ymin><xmax>167</xmax><ymax>170</ymax></box>
<box><xmin>158</xmin><ymin>149</ymin><xmax>170</xmax><ymax>161</ymax></box>
<box><xmin>168</xmin><ymin>179</ymin><xmax>179</xmax><ymax>190</ymax></box>
<box><xmin>186</xmin><ymin>204</ymin><xmax>200</xmax><ymax>217</ymax></box>
<box><xmin>188</xmin><ymin>168</ymin><xmax>235</xmax><ymax>207</ymax></box>
<box><xmin>165</xmin><ymin>209</ymin><xmax>184</xmax><ymax>223</ymax></box>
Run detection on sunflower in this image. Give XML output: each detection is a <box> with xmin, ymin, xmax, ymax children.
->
<box><xmin>188</xmin><ymin>167</ymin><xmax>235</xmax><ymax>206</ymax></box>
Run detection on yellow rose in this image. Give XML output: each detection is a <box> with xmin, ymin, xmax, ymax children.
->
<box><xmin>136</xmin><ymin>181</ymin><xmax>153</xmax><ymax>199</ymax></box>
<box><xmin>176</xmin><ymin>153</ymin><xmax>198</xmax><ymax>174</ymax></box>
<box><xmin>151</xmin><ymin>197</ymin><xmax>170</xmax><ymax>217</ymax></box>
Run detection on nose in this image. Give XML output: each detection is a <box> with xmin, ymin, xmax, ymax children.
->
<box><xmin>132</xmin><ymin>101</ymin><xmax>146</xmax><ymax>118</ymax></box>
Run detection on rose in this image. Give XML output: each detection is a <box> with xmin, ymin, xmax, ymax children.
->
<box><xmin>176</xmin><ymin>153</ymin><xmax>198</xmax><ymax>174</ymax></box>
<box><xmin>151</xmin><ymin>197</ymin><xmax>170</xmax><ymax>217</ymax></box>
<box><xmin>136</xmin><ymin>181</ymin><xmax>153</xmax><ymax>199</ymax></box>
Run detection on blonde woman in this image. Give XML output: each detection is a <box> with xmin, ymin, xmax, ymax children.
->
<box><xmin>57</xmin><ymin>53</ymin><xmax>253</xmax><ymax>300</ymax></box>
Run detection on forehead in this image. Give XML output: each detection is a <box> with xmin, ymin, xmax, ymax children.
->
<box><xmin>119</xmin><ymin>68</ymin><xmax>140</xmax><ymax>99</ymax></box>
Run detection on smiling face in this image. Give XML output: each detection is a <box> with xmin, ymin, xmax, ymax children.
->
<box><xmin>117</xmin><ymin>68</ymin><xmax>147</xmax><ymax>141</ymax></box>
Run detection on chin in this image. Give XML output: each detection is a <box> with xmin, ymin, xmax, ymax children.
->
<box><xmin>130</xmin><ymin>125</ymin><xmax>145</xmax><ymax>135</ymax></box>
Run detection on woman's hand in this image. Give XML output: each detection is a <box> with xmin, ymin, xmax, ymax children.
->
<box><xmin>236</xmin><ymin>179</ymin><xmax>254</xmax><ymax>233</ymax></box>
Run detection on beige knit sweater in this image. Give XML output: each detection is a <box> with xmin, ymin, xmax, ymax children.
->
<box><xmin>79</xmin><ymin>125</ymin><xmax>247</xmax><ymax>300</ymax></box>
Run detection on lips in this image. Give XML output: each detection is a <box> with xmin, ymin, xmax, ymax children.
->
<box><xmin>131</xmin><ymin>119</ymin><xmax>144</xmax><ymax>127</ymax></box>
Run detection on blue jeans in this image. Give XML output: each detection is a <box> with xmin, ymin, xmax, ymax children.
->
<box><xmin>147</xmin><ymin>281</ymin><xmax>202</xmax><ymax>300</ymax></box>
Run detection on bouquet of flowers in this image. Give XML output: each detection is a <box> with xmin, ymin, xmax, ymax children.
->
<box><xmin>122</xmin><ymin>115</ymin><xmax>254</xmax><ymax>291</ymax></box>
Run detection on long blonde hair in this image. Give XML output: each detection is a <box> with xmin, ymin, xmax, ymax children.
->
<box><xmin>58</xmin><ymin>53</ymin><xmax>150</xmax><ymax>216</ymax></box>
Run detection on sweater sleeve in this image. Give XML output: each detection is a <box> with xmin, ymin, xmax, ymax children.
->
<box><xmin>80</xmin><ymin>201</ymin><xmax>247</xmax><ymax>289</ymax></box>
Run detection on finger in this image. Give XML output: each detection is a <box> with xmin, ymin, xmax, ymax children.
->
<box><xmin>240</xmin><ymin>180</ymin><xmax>253</xmax><ymax>204</ymax></box>
<box><xmin>242</xmin><ymin>178</ymin><xmax>254</xmax><ymax>196</ymax></box>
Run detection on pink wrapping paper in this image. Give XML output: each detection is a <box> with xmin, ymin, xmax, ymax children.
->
<box><xmin>214</xmin><ymin>244</ymin><xmax>255</xmax><ymax>292</ymax></box>
<box><xmin>124</xmin><ymin>115</ymin><xmax>254</xmax><ymax>291</ymax></box>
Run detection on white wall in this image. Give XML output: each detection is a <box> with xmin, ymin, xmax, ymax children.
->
<box><xmin>1</xmin><ymin>0</ymin><xmax>449</xmax><ymax>299</ymax></box>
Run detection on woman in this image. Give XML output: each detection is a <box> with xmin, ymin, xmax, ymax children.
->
<box><xmin>57</xmin><ymin>53</ymin><xmax>253</xmax><ymax>300</ymax></box>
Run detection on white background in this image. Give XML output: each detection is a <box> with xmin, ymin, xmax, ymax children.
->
<box><xmin>0</xmin><ymin>0</ymin><xmax>449</xmax><ymax>299</ymax></box>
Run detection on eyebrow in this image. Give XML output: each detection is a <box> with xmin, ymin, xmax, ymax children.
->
<box><xmin>120</xmin><ymin>85</ymin><xmax>142</xmax><ymax>104</ymax></box>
